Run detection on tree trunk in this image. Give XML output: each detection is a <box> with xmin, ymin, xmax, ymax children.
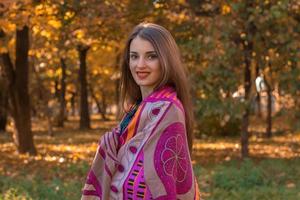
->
<box><xmin>0</xmin><ymin>116</ymin><xmax>7</xmax><ymax>132</ymax></box>
<box><xmin>101</xmin><ymin>89</ymin><xmax>108</xmax><ymax>120</ymax></box>
<box><xmin>89</xmin><ymin>86</ymin><xmax>108</xmax><ymax>120</ymax></box>
<box><xmin>241</xmin><ymin>51</ymin><xmax>251</xmax><ymax>158</ymax></box>
<box><xmin>0</xmin><ymin>78</ymin><xmax>8</xmax><ymax>132</ymax></box>
<box><xmin>0</xmin><ymin>93</ymin><xmax>8</xmax><ymax>132</ymax></box>
<box><xmin>57</xmin><ymin>58</ymin><xmax>67</xmax><ymax>127</ymax></box>
<box><xmin>70</xmin><ymin>91</ymin><xmax>76</xmax><ymax>116</ymax></box>
<box><xmin>240</xmin><ymin>1</ymin><xmax>256</xmax><ymax>159</ymax></box>
<box><xmin>265</xmin><ymin>78</ymin><xmax>272</xmax><ymax>138</ymax></box>
<box><xmin>77</xmin><ymin>45</ymin><xmax>90</xmax><ymax>129</ymax></box>
<box><xmin>1</xmin><ymin>26</ymin><xmax>36</xmax><ymax>154</ymax></box>
<box><xmin>54</xmin><ymin>78</ymin><xmax>60</xmax><ymax>99</ymax></box>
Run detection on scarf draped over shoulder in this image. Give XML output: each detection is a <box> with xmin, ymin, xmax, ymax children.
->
<box><xmin>81</xmin><ymin>86</ymin><xmax>200</xmax><ymax>200</ymax></box>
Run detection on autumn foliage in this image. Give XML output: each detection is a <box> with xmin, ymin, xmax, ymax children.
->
<box><xmin>0</xmin><ymin>0</ymin><xmax>299</xmax><ymax>198</ymax></box>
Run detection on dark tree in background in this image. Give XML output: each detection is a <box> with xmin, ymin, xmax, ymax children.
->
<box><xmin>0</xmin><ymin>75</ymin><xmax>8</xmax><ymax>132</ymax></box>
<box><xmin>78</xmin><ymin>45</ymin><xmax>90</xmax><ymax>129</ymax></box>
<box><xmin>56</xmin><ymin>58</ymin><xmax>67</xmax><ymax>127</ymax></box>
<box><xmin>0</xmin><ymin>26</ymin><xmax>36</xmax><ymax>154</ymax></box>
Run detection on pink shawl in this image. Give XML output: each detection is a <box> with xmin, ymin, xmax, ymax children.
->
<box><xmin>81</xmin><ymin>86</ymin><xmax>200</xmax><ymax>199</ymax></box>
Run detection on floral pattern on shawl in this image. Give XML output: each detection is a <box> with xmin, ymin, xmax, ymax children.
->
<box><xmin>154</xmin><ymin>122</ymin><xmax>193</xmax><ymax>196</ymax></box>
<box><xmin>161</xmin><ymin>134</ymin><xmax>188</xmax><ymax>183</ymax></box>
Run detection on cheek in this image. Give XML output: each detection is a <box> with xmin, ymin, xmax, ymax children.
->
<box><xmin>129</xmin><ymin>60</ymin><xmax>137</xmax><ymax>70</ymax></box>
<box><xmin>154</xmin><ymin>63</ymin><xmax>162</xmax><ymax>77</ymax></box>
<box><xmin>129</xmin><ymin>65</ymin><xmax>136</xmax><ymax>77</ymax></box>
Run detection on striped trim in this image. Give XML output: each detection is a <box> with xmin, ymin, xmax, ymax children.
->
<box><xmin>104</xmin><ymin>163</ymin><xmax>112</xmax><ymax>178</ymax></box>
<box><xmin>124</xmin><ymin>103</ymin><xmax>145</xmax><ymax>143</ymax></box>
<box><xmin>83</xmin><ymin>183</ymin><xmax>96</xmax><ymax>191</ymax></box>
<box><xmin>82</xmin><ymin>190</ymin><xmax>99</xmax><ymax>196</ymax></box>
<box><xmin>143</xmin><ymin>86</ymin><xmax>184</xmax><ymax>113</ymax></box>
<box><xmin>112</xmin><ymin>132</ymin><xmax>117</xmax><ymax>149</ymax></box>
<box><xmin>84</xmin><ymin>170</ymin><xmax>102</xmax><ymax>197</ymax></box>
<box><xmin>156</xmin><ymin>87</ymin><xmax>173</xmax><ymax>98</ymax></box>
<box><xmin>194</xmin><ymin>178</ymin><xmax>200</xmax><ymax>200</ymax></box>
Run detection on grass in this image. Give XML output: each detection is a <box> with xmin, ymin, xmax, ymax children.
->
<box><xmin>1</xmin><ymin>159</ymin><xmax>300</xmax><ymax>200</ymax></box>
<box><xmin>0</xmin><ymin>162</ymin><xmax>88</xmax><ymax>200</ymax></box>
<box><xmin>197</xmin><ymin>158</ymin><xmax>300</xmax><ymax>200</ymax></box>
<box><xmin>0</xmin><ymin>117</ymin><xmax>299</xmax><ymax>199</ymax></box>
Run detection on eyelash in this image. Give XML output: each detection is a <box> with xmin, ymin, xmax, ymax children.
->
<box><xmin>130</xmin><ymin>54</ymin><xmax>138</xmax><ymax>60</ymax></box>
<box><xmin>130</xmin><ymin>54</ymin><xmax>157</xmax><ymax>60</ymax></box>
<box><xmin>148</xmin><ymin>54</ymin><xmax>157</xmax><ymax>59</ymax></box>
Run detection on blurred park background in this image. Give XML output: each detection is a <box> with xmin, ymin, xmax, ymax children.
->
<box><xmin>0</xmin><ymin>0</ymin><xmax>300</xmax><ymax>199</ymax></box>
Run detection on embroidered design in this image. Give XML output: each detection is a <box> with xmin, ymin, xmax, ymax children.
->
<box><xmin>83</xmin><ymin>170</ymin><xmax>102</xmax><ymax>197</ymax></box>
<box><xmin>123</xmin><ymin>152</ymin><xmax>152</xmax><ymax>199</ymax></box>
<box><xmin>148</xmin><ymin>102</ymin><xmax>164</xmax><ymax>121</ymax></box>
<box><xmin>154</xmin><ymin>122</ymin><xmax>193</xmax><ymax>195</ymax></box>
<box><xmin>161</xmin><ymin>134</ymin><xmax>188</xmax><ymax>183</ymax></box>
<box><xmin>112</xmin><ymin>133</ymin><xmax>144</xmax><ymax>187</ymax></box>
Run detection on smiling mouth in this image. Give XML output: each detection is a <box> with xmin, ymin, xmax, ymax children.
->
<box><xmin>136</xmin><ymin>72</ymin><xmax>150</xmax><ymax>79</ymax></box>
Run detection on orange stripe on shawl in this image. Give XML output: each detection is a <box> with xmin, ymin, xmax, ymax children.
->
<box><xmin>165</xmin><ymin>92</ymin><xmax>174</xmax><ymax>98</ymax></box>
<box><xmin>124</xmin><ymin>105</ymin><xmax>143</xmax><ymax>143</ymax></box>
<box><xmin>162</xmin><ymin>90</ymin><xmax>173</xmax><ymax>98</ymax></box>
<box><xmin>154</xmin><ymin>90</ymin><xmax>165</xmax><ymax>98</ymax></box>
<box><xmin>195</xmin><ymin>178</ymin><xmax>200</xmax><ymax>200</ymax></box>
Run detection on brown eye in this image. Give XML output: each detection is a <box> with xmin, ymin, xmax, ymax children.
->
<box><xmin>148</xmin><ymin>54</ymin><xmax>157</xmax><ymax>60</ymax></box>
<box><xmin>130</xmin><ymin>54</ymin><xmax>138</xmax><ymax>60</ymax></box>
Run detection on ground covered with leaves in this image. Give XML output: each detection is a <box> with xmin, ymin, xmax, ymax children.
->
<box><xmin>0</xmin><ymin>117</ymin><xmax>300</xmax><ymax>200</ymax></box>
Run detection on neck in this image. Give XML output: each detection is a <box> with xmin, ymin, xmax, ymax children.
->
<box><xmin>140</xmin><ymin>86</ymin><xmax>154</xmax><ymax>100</ymax></box>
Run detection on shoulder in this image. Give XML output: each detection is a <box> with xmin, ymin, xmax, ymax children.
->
<box><xmin>144</xmin><ymin>87</ymin><xmax>185</xmax><ymax>115</ymax></box>
<box><xmin>142</xmin><ymin>97</ymin><xmax>184</xmax><ymax>123</ymax></box>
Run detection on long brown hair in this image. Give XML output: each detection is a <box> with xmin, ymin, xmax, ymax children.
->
<box><xmin>120</xmin><ymin>22</ymin><xmax>194</xmax><ymax>151</ymax></box>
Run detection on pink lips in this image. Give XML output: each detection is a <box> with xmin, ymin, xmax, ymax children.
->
<box><xmin>136</xmin><ymin>72</ymin><xmax>150</xmax><ymax>79</ymax></box>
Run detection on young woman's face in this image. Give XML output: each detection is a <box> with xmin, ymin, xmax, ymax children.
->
<box><xmin>129</xmin><ymin>36</ymin><xmax>162</xmax><ymax>94</ymax></box>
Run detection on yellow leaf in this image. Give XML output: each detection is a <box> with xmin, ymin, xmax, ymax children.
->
<box><xmin>0</xmin><ymin>46</ymin><xmax>8</xmax><ymax>53</ymax></box>
<box><xmin>32</xmin><ymin>25</ymin><xmax>39</xmax><ymax>35</ymax></box>
<box><xmin>35</xmin><ymin>4</ymin><xmax>44</xmax><ymax>15</ymax></box>
<box><xmin>106</xmin><ymin>46</ymin><xmax>112</xmax><ymax>52</ymax></box>
<box><xmin>40</xmin><ymin>30</ymin><xmax>51</xmax><ymax>39</ymax></box>
<box><xmin>0</xmin><ymin>19</ymin><xmax>16</xmax><ymax>33</ymax></box>
<box><xmin>64</xmin><ymin>11</ymin><xmax>75</xmax><ymax>20</ymax></box>
<box><xmin>48</xmin><ymin>19</ymin><xmax>61</xmax><ymax>29</ymax></box>
<box><xmin>55</xmin><ymin>68</ymin><xmax>62</xmax><ymax>77</ymax></box>
<box><xmin>28</xmin><ymin>49</ymin><xmax>35</xmax><ymax>56</ymax></box>
<box><xmin>222</xmin><ymin>4</ymin><xmax>231</xmax><ymax>15</ymax></box>
<box><xmin>36</xmin><ymin>52</ymin><xmax>42</xmax><ymax>59</ymax></box>
<box><xmin>179</xmin><ymin>13</ymin><xmax>185</xmax><ymax>20</ymax></box>
<box><xmin>104</xmin><ymin>69</ymin><xmax>109</xmax><ymax>75</ymax></box>
<box><xmin>92</xmin><ymin>69</ymin><xmax>98</xmax><ymax>75</ymax></box>
<box><xmin>75</xmin><ymin>29</ymin><xmax>85</xmax><ymax>40</ymax></box>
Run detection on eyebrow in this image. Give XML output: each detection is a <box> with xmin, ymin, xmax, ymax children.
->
<box><xmin>129</xmin><ymin>51</ymin><xmax>157</xmax><ymax>54</ymax></box>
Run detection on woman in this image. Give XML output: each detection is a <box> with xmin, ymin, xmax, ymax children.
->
<box><xmin>81</xmin><ymin>23</ymin><xmax>200</xmax><ymax>200</ymax></box>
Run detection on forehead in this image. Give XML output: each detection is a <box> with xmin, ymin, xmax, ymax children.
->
<box><xmin>129</xmin><ymin>36</ymin><xmax>155</xmax><ymax>53</ymax></box>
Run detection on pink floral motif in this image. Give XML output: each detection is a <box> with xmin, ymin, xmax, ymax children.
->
<box><xmin>152</xmin><ymin>108</ymin><xmax>160</xmax><ymax>115</ymax></box>
<box><xmin>154</xmin><ymin>122</ymin><xmax>193</xmax><ymax>195</ymax></box>
<box><xmin>148</xmin><ymin>102</ymin><xmax>164</xmax><ymax>121</ymax></box>
<box><xmin>161</xmin><ymin>135</ymin><xmax>188</xmax><ymax>183</ymax></box>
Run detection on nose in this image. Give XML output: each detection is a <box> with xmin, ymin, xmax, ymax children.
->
<box><xmin>137</xmin><ymin>57</ymin><xmax>146</xmax><ymax>69</ymax></box>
